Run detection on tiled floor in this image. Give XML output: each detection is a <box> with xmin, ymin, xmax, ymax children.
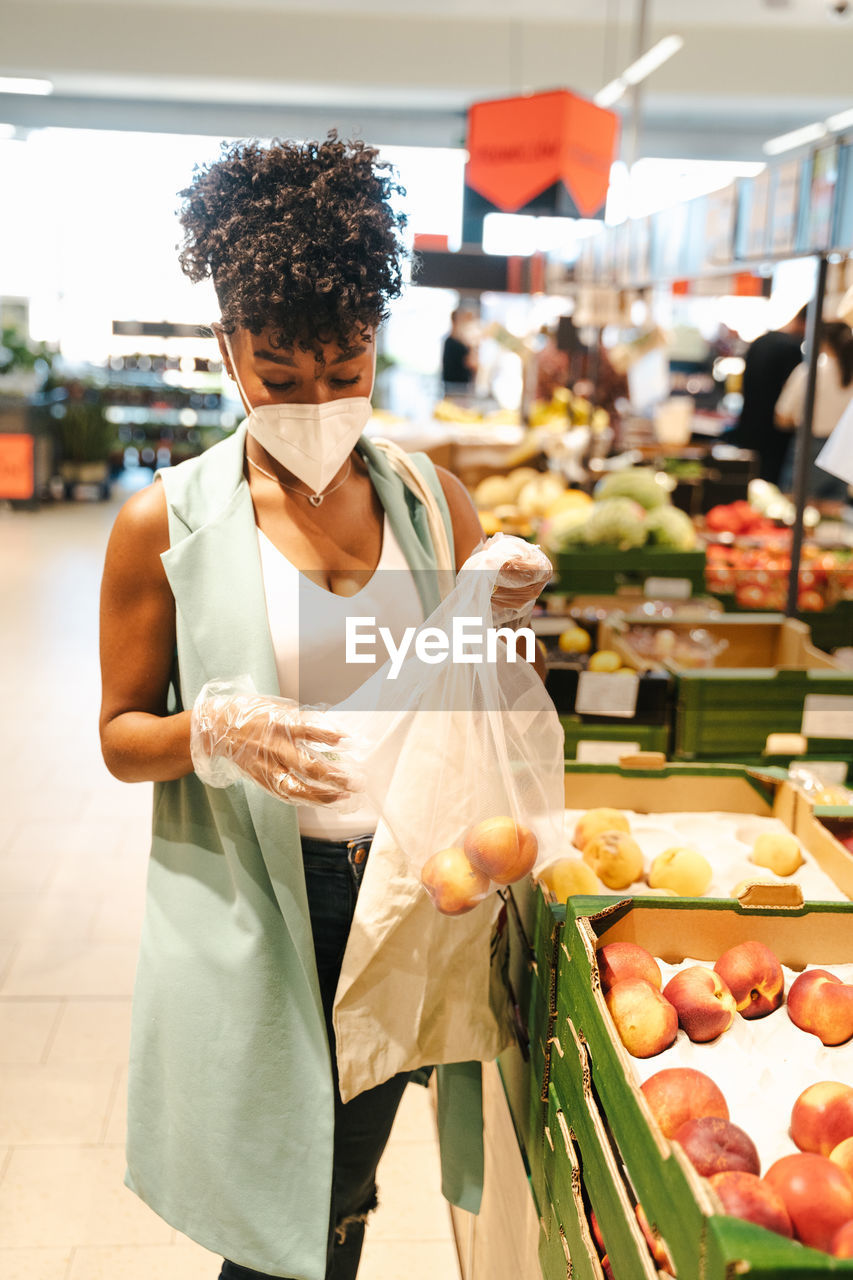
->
<box><xmin>0</xmin><ymin>485</ymin><xmax>460</xmax><ymax>1279</ymax></box>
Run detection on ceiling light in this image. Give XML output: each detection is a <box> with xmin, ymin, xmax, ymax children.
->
<box><xmin>826</xmin><ymin>106</ymin><xmax>853</xmax><ymax>133</ymax></box>
<box><xmin>0</xmin><ymin>77</ymin><xmax>53</xmax><ymax>96</ymax></box>
<box><xmin>593</xmin><ymin>34</ymin><xmax>684</xmax><ymax>110</ymax></box>
<box><xmin>763</xmin><ymin>121</ymin><xmax>829</xmax><ymax>156</ymax></box>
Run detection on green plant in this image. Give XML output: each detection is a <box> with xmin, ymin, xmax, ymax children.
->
<box><xmin>54</xmin><ymin>399</ymin><xmax>113</xmax><ymax>463</ymax></box>
<box><xmin>0</xmin><ymin>324</ymin><xmax>54</xmax><ymax>376</ymax></box>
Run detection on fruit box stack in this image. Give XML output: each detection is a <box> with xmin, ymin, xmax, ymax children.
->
<box><xmin>599</xmin><ymin>614</ymin><xmax>853</xmax><ymax>763</ymax></box>
<box><xmin>548</xmin><ymin>896</ymin><xmax>853</xmax><ymax>1278</ymax></box>
<box><xmin>550</xmin><ymin>546</ymin><xmax>707</xmax><ymax>598</ymax></box>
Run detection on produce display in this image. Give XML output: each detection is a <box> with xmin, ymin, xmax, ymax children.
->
<box><xmin>596</xmin><ymin>933</ymin><xmax>853</xmax><ymax>1260</ymax></box>
<box><xmin>472</xmin><ymin>465</ymin><xmax>590</xmax><ymax>537</ymax></box>
<box><xmin>540</xmin><ymin>805</ymin><xmax>849</xmax><ymax>902</ymax></box>
<box><xmin>543</xmin><ymin>468</ymin><xmax>697</xmax><ymax>555</ymax></box>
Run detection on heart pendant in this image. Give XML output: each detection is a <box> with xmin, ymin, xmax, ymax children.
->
<box><xmin>309</xmin><ymin>493</ymin><xmax>324</xmax><ymax>506</ymax></box>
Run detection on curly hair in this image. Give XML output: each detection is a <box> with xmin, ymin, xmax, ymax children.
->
<box><xmin>177</xmin><ymin>133</ymin><xmax>408</xmax><ymax>350</ymax></box>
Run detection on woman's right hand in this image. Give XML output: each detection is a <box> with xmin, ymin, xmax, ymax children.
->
<box><xmin>190</xmin><ymin>677</ymin><xmax>363</xmax><ymax>806</ymax></box>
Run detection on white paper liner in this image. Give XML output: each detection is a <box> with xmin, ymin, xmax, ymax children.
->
<box><xmin>623</xmin><ymin>958</ymin><xmax>853</xmax><ymax>1175</ymax></box>
<box><xmin>560</xmin><ymin>809</ymin><xmax>848</xmax><ymax>903</ymax></box>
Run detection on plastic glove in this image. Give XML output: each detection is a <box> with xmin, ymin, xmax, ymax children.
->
<box><xmin>480</xmin><ymin>533</ymin><xmax>553</xmax><ymax>625</ymax></box>
<box><xmin>190</xmin><ymin>676</ymin><xmax>364</xmax><ymax>807</ymax></box>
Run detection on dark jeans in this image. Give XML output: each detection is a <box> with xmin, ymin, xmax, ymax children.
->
<box><xmin>219</xmin><ymin>833</ymin><xmax>411</xmax><ymax>1280</ymax></box>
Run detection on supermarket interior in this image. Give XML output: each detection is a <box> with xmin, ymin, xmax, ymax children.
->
<box><xmin>4</xmin><ymin>1</ymin><xmax>853</xmax><ymax>1278</ymax></box>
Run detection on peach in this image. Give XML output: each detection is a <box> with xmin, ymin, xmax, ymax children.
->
<box><xmin>709</xmin><ymin>1171</ymin><xmax>792</xmax><ymax>1239</ymax></box>
<box><xmin>833</xmin><ymin>1220</ymin><xmax>853</xmax><ymax>1259</ymax></box>
<box><xmin>831</xmin><ymin>1137</ymin><xmax>853</xmax><ymax>1181</ymax></box>
<box><xmin>463</xmin><ymin>816</ymin><xmax>538</xmax><ymax>885</ymax></box>
<box><xmin>589</xmin><ymin>1209</ymin><xmax>606</xmax><ymax>1255</ymax></box>
<box><xmin>420</xmin><ymin>847</ymin><xmax>491</xmax><ymax>916</ymax></box>
<box><xmin>635</xmin><ymin>1205</ymin><xmax>674</xmax><ymax>1271</ymax></box>
<box><xmin>648</xmin><ymin>846</ymin><xmax>713</xmax><ymax>897</ymax></box>
<box><xmin>663</xmin><ymin>966</ymin><xmax>737</xmax><ymax>1042</ymax></box>
<box><xmin>791</xmin><ymin>1082</ymin><xmax>853</xmax><ymax>1157</ymax></box>
<box><xmin>764</xmin><ymin>1153</ymin><xmax>853</xmax><ymax>1252</ymax></box>
<box><xmin>713</xmin><ymin>940</ymin><xmax>784</xmax><ymax>1020</ymax></box>
<box><xmin>582</xmin><ymin>830</ymin><xmax>644</xmax><ymax>890</ymax></box>
<box><xmin>605</xmin><ymin>978</ymin><xmax>678</xmax><ymax>1058</ymax></box>
<box><xmin>640</xmin><ymin>1067</ymin><xmax>729</xmax><ymax>1139</ymax></box>
<box><xmin>673</xmin><ymin>1117</ymin><xmax>761</xmax><ymax>1177</ymax></box>
<box><xmin>538</xmin><ymin>856</ymin><xmax>600</xmax><ymax>900</ymax></box>
<box><xmin>597</xmin><ymin>941</ymin><xmax>662</xmax><ymax>993</ymax></box>
<box><xmin>573</xmin><ymin>807</ymin><xmax>630</xmax><ymax>851</ymax></box>
<box><xmin>750</xmin><ymin>831</ymin><xmax>804</xmax><ymax>877</ymax></box>
<box><xmin>787</xmin><ymin>969</ymin><xmax>853</xmax><ymax>1046</ymax></box>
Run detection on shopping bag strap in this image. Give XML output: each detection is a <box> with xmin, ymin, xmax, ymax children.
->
<box><xmin>369</xmin><ymin>436</ymin><xmax>456</xmax><ymax>583</ymax></box>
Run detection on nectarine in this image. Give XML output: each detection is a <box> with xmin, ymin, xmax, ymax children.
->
<box><xmin>463</xmin><ymin>816</ymin><xmax>538</xmax><ymax>885</ymax></box>
<box><xmin>764</xmin><ymin>1153</ymin><xmax>853</xmax><ymax>1251</ymax></box>
<box><xmin>833</xmin><ymin>1220</ymin><xmax>853</xmax><ymax>1259</ymax></box>
<box><xmin>640</xmin><ymin>1067</ymin><xmax>729</xmax><ymax>1139</ymax></box>
<box><xmin>635</xmin><ymin>1205</ymin><xmax>674</xmax><ymax>1271</ymax></box>
<box><xmin>713</xmin><ymin>941</ymin><xmax>784</xmax><ymax>1020</ymax></box>
<box><xmin>709</xmin><ymin>1171</ymin><xmax>792</xmax><ymax>1238</ymax></box>
<box><xmin>597</xmin><ymin>941</ymin><xmax>661</xmax><ymax>993</ymax></box>
<box><xmin>791</xmin><ymin>1081</ymin><xmax>853</xmax><ymax>1157</ymax></box>
<box><xmin>674</xmin><ymin>1117</ymin><xmax>761</xmax><ymax>1177</ymax></box>
<box><xmin>605</xmin><ymin>978</ymin><xmax>678</xmax><ymax>1058</ymax></box>
<box><xmin>787</xmin><ymin>969</ymin><xmax>853</xmax><ymax>1046</ymax></box>
<box><xmin>420</xmin><ymin>847</ymin><xmax>491</xmax><ymax>915</ymax></box>
<box><xmin>831</xmin><ymin>1137</ymin><xmax>853</xmax><ymax>1181</ymax></box>
<box><xmin>663</xmin><ymin>966</ymin><xmax>737</xmax><ymax>1043</ymax></box>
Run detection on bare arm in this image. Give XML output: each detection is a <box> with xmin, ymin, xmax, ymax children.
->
<box><xmin>99</xmin><ymin>482</ymin><xmax>194</xmax><ymax>782</ymax></box>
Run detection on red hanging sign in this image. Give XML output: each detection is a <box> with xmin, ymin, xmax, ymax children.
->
<box><xmin>465</xmin><ymin>89</ymin><xmax>620</xmax><ymax>221</ymax></box>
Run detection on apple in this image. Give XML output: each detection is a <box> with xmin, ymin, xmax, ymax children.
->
<box><xmin>831</xmin><ymin>1137</ymin><xmax>853</xmax><ymax>1181</ymax></box>
<box><xmin>764</xmin><ymin>1153</ymin><xmax>853</xmax><ymax>1252</ymax></box>
<box><xmin>640</xmin><ymin>1067</ymin><xmax>729</xmax><ymax>1139</ymax></box>
<box><xmin>463</xmin><ymin>816</ymin><xmax>538</xmax><ymax>885</ymax></box>
<box><xmin>573</xmin><ymin>807</ymin><xmax>630</xmax><ymax>851</ymax></box>
<box><xmin>605</xmin><ymin>978</ymin><xmax>678</xmax><ymax>1058</ymax></box>
<box><xmin>713</xmin><ymin>941</ymin><xmax>784</xmax><ymax>1020</ymax></box>
<box><xmin>582</xmin><ymin>830</ymin><xmax>645</xmax><ymax>890</ymax></box>
<box><xmin>833</xmin><ymin>1220</ymin><xmax>853</xmax><ymax>1259</ymax></box>
<box><xmin>791</xmin><ymin>1082</ymin><xmax>853</xmax><ymax>1157</ymax></box>
<box><xmin>673</xmin><ymin>1117</ymin><xmax>761</xmax><ymax>1178</ymax></box>
<box><xmin>787</xmin><ymin>969</ymin><xmax>853</xmax><ymax>1046</ymax></box>
<box><xmin>597</xmin><ymin>941</ymin><xmax>662</xmax><ymax>993</ymax></box>
<box><xmin>420</xmin><ymin>847</ymin><xmax>491</xmax><ymax>915</ymax></box>
<box><xmin>663</xmin><ymin>966</ymin><xmax>737</xmax><ymax>1042</ymax></box>
<box><xmin>635</xmin><ymin>1205</ymin><xmax>674</xmax><ymax>1271</ymax></box>
<box><xmin>709</xmin><ymin>1171</ymin><xmax>792</xmax><ymax>1239</ymax></box>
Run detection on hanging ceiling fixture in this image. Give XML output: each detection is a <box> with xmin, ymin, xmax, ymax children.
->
<box><xmin>593</xmin><ymin>34</ymin><xmax>684</xmax><ymax>109</ymax></box>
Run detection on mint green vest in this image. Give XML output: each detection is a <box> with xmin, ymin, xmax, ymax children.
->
<box><xmin>124</xmin><ymin>425</ymin><xmax>484</xmax><ymax>1280</ymax></box>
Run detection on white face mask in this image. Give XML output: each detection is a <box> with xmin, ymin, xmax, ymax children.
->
<box><xmin>224</xmin><ymin>334</ymin><xmax>374</xmax><ymax>495</ymax></box>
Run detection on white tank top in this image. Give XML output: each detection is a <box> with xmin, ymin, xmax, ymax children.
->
<box><xmin>257</xmin><ymin>514</ymin><xmax>424</xmax><ymax>838</ymax></box>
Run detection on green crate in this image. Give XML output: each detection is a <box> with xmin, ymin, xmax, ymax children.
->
<box><xmin>538</xmin><ymin>1195</ymin><xmax>572</xmax><ymax>1280</ymax></box>
<box><xmin>553</xmin><ymin>547</ymin><xmax>707</xmax><ymax>596</ymax></box>
<box><xmin>540</xmin><ymin>1154</ymin><xmax>605</xmax><ymax>1280</ymax></box>
<box><xmin>560</xmin><ymin>716</ymin><xmax>671</xmax><ymax>760</ymax></box>
<box><xmin>674</xmin><ymin>668</ymin><xmax>853</xmax><ymax>759</ymax></box>
<box><xmin>557</xmin><ymin>896</ymin><xmax>853</xmax><ymax>1279</ymax></box>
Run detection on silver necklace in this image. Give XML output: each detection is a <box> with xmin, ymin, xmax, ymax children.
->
<box><xmin>247</xmin><ymin>455</ymin><xmax>352</xmax><ymax>506</ymax></box>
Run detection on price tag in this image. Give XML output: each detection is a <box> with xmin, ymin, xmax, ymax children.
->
<box><xmin>575</xmin><ymin>672</ymin><xmax>640</xmax><ymax>719</ymax></box>
<box><xmin>795</xmin><ymin>760</ymin><xmax>849</xmax><ymax>788</ymax></box>
<box><xmin>644</xmin><ymin>577</ymin><xmax>692</xmax><ymax>600</ymax></box>
<box><xmin>576</xmin><ymin>740</ymin><xmax>641</xmax><ymax>764</ymax></box>
<box><xmin>801</xmin><ymin>695</ymin><xmax>853</xmax><ymax>740</ymax></box>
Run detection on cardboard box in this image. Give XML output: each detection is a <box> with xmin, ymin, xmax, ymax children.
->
<box><xmin>540</xmin><ymin>1124</ymin><xmax>606</xmax><ymax>1280</ymax></box>
<box><xmin>554</xmin><ymin>896</ymin><xmax>853</xmax><ymax>1277</ymax></box>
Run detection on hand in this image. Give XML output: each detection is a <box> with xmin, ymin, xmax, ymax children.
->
<box><xmin>486</xmin><ymin>536</ymin><xmax>553</xmax><ymax>624</ymax></box>
<box><xmin>190</xmin><ymin>677</ymin><xmax>363</xmax><ymax>806</ymax></box>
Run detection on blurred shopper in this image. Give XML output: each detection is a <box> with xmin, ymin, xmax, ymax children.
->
<box><xmin>98</xmin><ymin>136</ymin><xmax>547</xmax><ymax>1280</ymax></box>
<box><xmin>534</xmin><ymin>325</ymin><xmax>570</xmax><ymax>402</ymax></box>
<box><xmin>441</xmin><ymin>304</ymin><xmax>478</xmax><ymax>394</ymax></box>
<box><xmin>776</xmin><ymin>320</ymin><xmax>853</xmax><ymax>502</ymax></box>
<box><xmin>728</xmin><ymin>306</ymin><xmax>808</xmax><ymax>484</ymax></box>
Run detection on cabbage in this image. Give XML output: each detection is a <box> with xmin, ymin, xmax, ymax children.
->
<box><xmin>543</xmin><ymin>507</ymin><xmax>591</xmax><ymax>552</ymax></box>
<box><xmin>584</xmin><ymin>498</ymin><xmax>647</xmax><ymax>549</ymax></box>
<box><xmin>594</xmin><ymin>468</ymin><xmax>669</xmax><ymax>511</ymax></box>
<box><xmin>644</xmin><ymin>505</ymin><xmax>697</xmax><ymax>551</ymax></box>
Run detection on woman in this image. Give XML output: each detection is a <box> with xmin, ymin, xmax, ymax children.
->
<box><xmin>776</xmin><ymin>320</ymin><xmax>853</xmax><ymax>502</ymax></box>
<box><xmin>98</xmin><ymin>136</ymin><xmax>549</xmax><ymax>1280</ymax></box>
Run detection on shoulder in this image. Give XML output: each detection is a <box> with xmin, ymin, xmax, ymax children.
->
<box><xmin>107</xmin><ymin>480</ymin><xmax>169</xmax><ymax>561</ymax></box>
<box><xmin>434</xmin><ymin>465</ymin><xmax>483</xmax><ymax>567</ymax></box>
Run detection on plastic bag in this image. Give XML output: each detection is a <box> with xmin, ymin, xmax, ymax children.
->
<box><xmin>337</xmin><ymin>535</ymin><xmax>566</xmax><ymax>914</ymax></box>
